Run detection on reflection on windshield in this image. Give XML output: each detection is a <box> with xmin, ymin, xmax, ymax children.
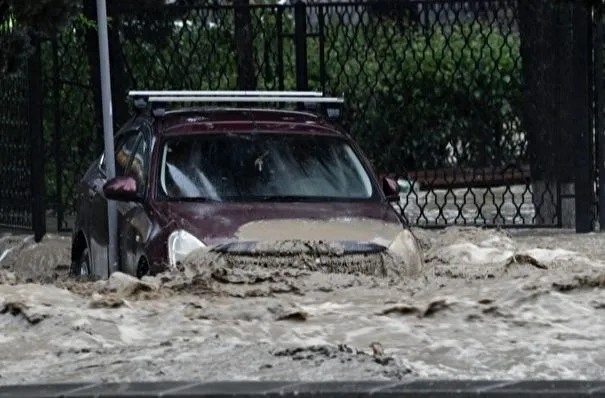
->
<box><xmin>158</xmin><ymin>133</ymin><xmax>375</xmax><ymax>202</ymax></box>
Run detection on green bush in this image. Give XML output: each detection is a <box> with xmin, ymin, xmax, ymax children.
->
<box><xmin>119</xmin><ymin>9</ymin><xmax>524</xmax><ymax>172</ymax></box>
<box><xmin>315</xmin><ymin>20</ymin><xmax>523</xmax><ymax>172</ymax></box>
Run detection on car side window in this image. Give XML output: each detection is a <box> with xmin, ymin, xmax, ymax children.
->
<box><xmin>125</xmin><ymin>136</ymin><xmax>149</xmax><ymax>196</ymax></box>
<box><xmin>115</xmin><ymin>132</ymin><xmax>141</xmax><ymax>177</ymax></box>
<box><xmin>98</xmin><ymin>132</ymin><xmax>138</xmax><ymax>175</ymax></box>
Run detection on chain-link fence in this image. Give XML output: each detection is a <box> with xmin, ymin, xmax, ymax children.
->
<box><xmin>0</xmin><ymin>13</ymin><xmax>45</xmax><ymax>239</ymax></box>
<box><xmin>35</xmin><ymin>0</ymin><xmax>601</xmax><ymax>232</ymax></box>
<box><xmin>0</xmin><ymin>69</ymin><xmax>32</xmax><ymax>230</ymax></box>
<box><xmin>0</xmin><ymin>19</ymin><xmax>33</xmax><ymax>231</ymax></box>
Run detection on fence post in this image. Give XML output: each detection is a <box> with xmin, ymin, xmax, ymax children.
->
<box><xmin>318</xmin><ymin>5</ymin><xmax>326</xmax><ymax>93</ymax></box>
<box><xmin>51</xmin><ymin>37</ymin><xmax>64</xmax><ymax>232</ymax></box>
<box><xmin>573</xmin><ymin>2</ymin><xmax>593</xmax><ymax>233</ymax></box>
<box><xmin>28</xmin><ymin>35</ymin><xmax>46</xmax><ymax>242</ymax></box>
<box><xmin>276</xmin><ymin>5</ymin><xmax>285</xmax><ymax>90</ymax></box>
<box><xmin>294</xmin><ymin>0</ymin><xmax>308</xmax><ymax>92</ymax></box>
<box><xmin>597</xmin><ymin>5</ymin><xmax>605</xmax><ymax>231</ymax></box>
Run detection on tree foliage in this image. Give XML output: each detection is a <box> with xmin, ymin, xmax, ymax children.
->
<box><xmin>0</xmin><ymin>0</ymin><xmax>80</xmax><ymax>75</ymax></box>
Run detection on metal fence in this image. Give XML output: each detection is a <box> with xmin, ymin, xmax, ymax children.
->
<box><xmin>0</xmin><ymin>68</ymin><xmax>32</xmax><ymax>230</ymax></box>
<box><xmin>0</xmin><ymin>21</ymin><xmax>45</xmax><ymax>240</ymax></box>
<box><xmin>2</xmin><ymin>0</ymin><xmax>602</xmax><ymax>234</ymax></box>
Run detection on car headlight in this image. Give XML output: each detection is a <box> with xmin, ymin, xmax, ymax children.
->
<box><xmin>167</xmin><ymin>229</ymin><xmax>206</xmax><ymax>267</ymax></box>
<box><xmin>387</xmin><ymin>229</ymin><xmax>424</xmax><ymax>276</ymax></box>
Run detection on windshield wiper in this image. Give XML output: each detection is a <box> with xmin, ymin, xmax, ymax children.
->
<box><xmin>165</xmin><ymin>196</ymin><xmax>221</xmax><ymax>203</ymax></box>
<box><xmin>253</xmin><ymin>195</ymin><xmax>336</xmax><ymax>202</ymax></box>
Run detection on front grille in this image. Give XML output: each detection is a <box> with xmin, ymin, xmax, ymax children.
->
<box><xmin>212</xmin><ymin>239</ymin><xmax>388</xmax><ymax>256</ymax></box>
<box><xmin>218</xmin><ymin>251</ymin><xmax>396</xmax><ymax>277</ymax></box>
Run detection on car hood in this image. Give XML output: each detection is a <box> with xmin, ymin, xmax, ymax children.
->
<box><xmin>153</xmin><ymin>201</ymin><xmax>404</xmax><ymax>247</ymax></box>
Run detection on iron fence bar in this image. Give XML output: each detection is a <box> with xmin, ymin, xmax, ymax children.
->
<box><xmin>555</xmin><ymin>4</ymin><xmax>565</xmax><ymax>228</ymax></box>
<box><xmin>55</xmin><ymin>79</ymin><xmax>92</xmax><ymax>90</ymax></box>
<box><xmin>113</xmin><ymin>2</ymin><xmax>298</xmax><ymax>13</ymax></box>
<box><xmin>573</xmin><ymin>1</ymin><xmax>595</xmax><ymax>232</ymax></box>
<box><xmin>112</xmin><ymin>0</ymin><xmax>515</xmax><ymax>13</ymax></box>
<box><xmin>556</xmin><ymin>180</ymin><xmax>563</xmax><ymax>228</ymax></box>
<box><xmin>588</xmin><ymin>3</ymin><xmax>598</xmax><ymax>230</ymax></box>
<box><xmin>281</xmin><ymin>32</ymin><xmax>322</xmax><ymax>39</ymax></box>
<box><xmin>400</xmin><ymin>223</ymin><xmax>569</xmax><ymax>230</ymax></box>
<box><xmin>294</xmin><ymin>0</ymin><xmax>308</xmax><ymax>93</ymax></box>
<box><xmin>318</xmin><ymin>5</ymin><xmax>326</xmax><ymax>93</ymax></box>
<box><xmin>597</xmin><ymin>5</ymin><xmax>605</xmax><ymax>231</ymax></box>
<box><xmin>0</xmin><ymin>223</ymin><xmax>33</xmax><ymax>232</ymax></box>
<box><xmin>276</xmin><ymin>5</ymin><xmax>285</xmax><ymax>91</ymax></box>
<box><xmin>52</xmin><ymin>37</ymin><xmax>64</xmax><ymax>233</ymax></box>
<box><xmin>28</xmin><ymin>36</ymin><xmax>46</xmax><ymax>242</ymax></box>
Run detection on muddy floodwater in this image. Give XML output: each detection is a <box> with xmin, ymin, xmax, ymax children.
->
<box><xmin>2</xmin><ymin>227</ymin><xmax>605</xmax><ymax>385</ymax></box>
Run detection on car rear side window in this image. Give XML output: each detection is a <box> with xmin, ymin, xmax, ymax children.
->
<box><xmin>116</xmin><ymin>133</ymin><xmax>141</xmax><ymax>177</ymax></box>
<box><xmin>98</xmin><ymin>131</ymin><xmax>141</xmax><ymax>176</ymax></box>
<box><xmin>126</xmin><ymin>137</ymin><xmax>149</xmax><ymax>196</ymax></box>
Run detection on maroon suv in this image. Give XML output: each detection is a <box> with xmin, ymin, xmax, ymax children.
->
<box><xmin>70</xmin><ymin>92</ymin><xmax>413</xmax><ymax>279</ymax></box>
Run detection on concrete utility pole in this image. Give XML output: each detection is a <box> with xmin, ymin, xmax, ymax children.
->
<box><xmin>96</xmin><ymin>0</ymin><xmax>119</xmax><ymax>277</ymax></box>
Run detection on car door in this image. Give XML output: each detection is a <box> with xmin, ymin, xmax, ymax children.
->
<box><xmin>115</xmin><ymin>126</ymin><xmax>153</xmax><ymax>276</ymax></box>
<box><xmin>73</xmin><ymin>158</ymin><xmax>103</xmax><ymax>258</ymax></box>
<box><xmin>88</xmin><ymin>130</ymin><xmax>140</xmax><ymax>278</ymax></box>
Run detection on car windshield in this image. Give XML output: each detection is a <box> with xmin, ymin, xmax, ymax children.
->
<box><xmin>157</xmin><ymin>132</ymin><xmax>376</xmax><ymax>202</ymax></box>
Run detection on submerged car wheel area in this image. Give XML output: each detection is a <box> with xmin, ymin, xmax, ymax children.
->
<box><xmin>77</xmin><ymin>247</ymin><xmax>91</xmax><ymax>278</ymax></box>
<box><xmin>70</xmin><ymin>90</ymin><xmax>423</xmax><ymax>280</ymax></box>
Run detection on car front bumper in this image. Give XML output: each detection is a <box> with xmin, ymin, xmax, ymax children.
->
<box><xmin>201</xmin><ymin>239</ymin><xmax>414</xmax><ymax>278</ymax></box>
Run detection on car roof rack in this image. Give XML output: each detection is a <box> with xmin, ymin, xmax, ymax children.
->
<box><xmin>129</xmin><ymin>90</ymin><xmax>326</xmax><ymax>97</ymax></box>
<box><xmin>127</xmin><ymin>90</ymin><xmax>345</xmax><ymax>122</ymax></box>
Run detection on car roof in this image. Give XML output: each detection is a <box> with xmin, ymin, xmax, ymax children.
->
<box><xmin>151</xmin><ymin>107</ymin><xmax>347</xmax><ymax>137</ymax></box>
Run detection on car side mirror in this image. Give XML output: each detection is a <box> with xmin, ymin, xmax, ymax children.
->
<box><xmin>103</xmin><ymin>176</ymin><xmax>140</xmax><ymax>202</ymax></box>
<box><xmin>382</xmin><ymin>176</ymin><xmax>401</xmax><ymax>202</ymax></box>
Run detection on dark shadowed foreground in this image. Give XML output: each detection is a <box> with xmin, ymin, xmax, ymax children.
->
<box><xmin>1</xmin><ymin>227</ymin><xmax>605</xmax><ymax>384</ymax></box>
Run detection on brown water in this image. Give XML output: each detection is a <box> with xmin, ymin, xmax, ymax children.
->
<box><xmin>2</xmin><ymin>227</ymin><xmax>605</xmax><ymax>385</ymax></box>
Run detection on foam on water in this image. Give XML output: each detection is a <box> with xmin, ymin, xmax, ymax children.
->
<box><xmin>1</xmin><ymin>227</ymin><xmax>605</xmax><ymax>384</ymax></box>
